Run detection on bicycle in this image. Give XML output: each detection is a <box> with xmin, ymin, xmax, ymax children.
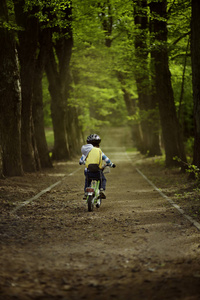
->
<box><xmin>85</xmin><ymin>166</ymin><xmax>111</xmax><ymax>212</ymax></box>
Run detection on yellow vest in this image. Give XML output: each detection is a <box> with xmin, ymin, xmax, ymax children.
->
<box><xmin>85</xmin><ymin>147</ymin><xmax>103</xmax><ymax>171</ymax></box>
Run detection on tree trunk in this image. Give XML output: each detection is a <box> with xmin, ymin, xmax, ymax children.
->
<box><xmin>14</xmin><ymin>0</ymin><xmax>40</xmax><ymax>172</ymax></box>
<box><xmin>0</xmin><ymin>146</ymin><xmax>3</xmax><ymax>178</ymax></box>
<box><xmin>150</xmin><ymin>0</ymin><xmax>186</xmax><ymax>167</ymax></box>
<box><xmin>45</xmin><ymin>2</ymin><xmax>80</xmax><ymax>160</ymax></box>
<box><xmin>134</xmin><ymin>0</ymin><xmax>161</xmax><ymax>156</ymax></box>
<box><xmin>62</xmin><ymin>20</ymin><xmax>79</xmax><ymax>156</ymax></box>
<box><xmin>66</xmin><ymin>106</ymin><xmax>82</xmax><ymax>155</ymax></box>
<box><xmin>45</xmin><ymin>35</ymin><xmax>70</xmax><ymax>160</ymax></box>
<box><xmin>32</xmin><ymin>30</ymin><xmax>53</xmax><ymax>168</ymax></box>
<box><xmin>0</xmin><ymin>0</ymin><xmax>23</xmax><ymax>176</ymax></box>
<box><xmin>191</xmin><ymin>0</ymin><xmax>200</xmax><ymax>169</ymax></box>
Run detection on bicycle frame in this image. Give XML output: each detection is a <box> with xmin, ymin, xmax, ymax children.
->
<box><xmin>85</xmin><ymin>166</ymin><xmax>110</xmax><ymax>212</ymax></box>
<box><xmin>86</xmin><ymin>179</ymin><xmax>101</xmax><ymax>211</ymax></box>
<box><xmin>86</xmin><ymin>179</ymin><xmax>100</xmax><ymax>198</ymax></box>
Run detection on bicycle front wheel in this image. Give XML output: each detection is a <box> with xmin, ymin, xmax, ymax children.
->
<box><xmin>88</xmin><ymin>195</ymin><xmax>94</xmax><ymax>212</ymax></box>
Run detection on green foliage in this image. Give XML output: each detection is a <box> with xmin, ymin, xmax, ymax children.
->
<box><xmin>167</xmin><ymin>0</ymin><xmax>193</xmax><ymax>155</ymax></box>
<box><xmin>70</xmin><ymin>49</ymin><xmax>127</xmax><ymax>131</ymax></box>
<box><xmin>0</xmin><ymin>0</ymin><xmax>23</xmax><ymax>31</ymax></box>
<box><xmin>70</xmin><ymin>0</ymin><xmax>129</xmax><ymax>131</ymax></box>
<box><xmin>23</xmin><ymin>0</ymin><xmax>71</xmax><ymax>25</ymax></box>
<box><xmin>127</xmin><ymin>106</ymin><xmax>159</xmax><ymax>125</ymax></box>
<box><xmin>4</xmin><ymin>0</ymin><xmax>194</xmax><ymax>158</ymax></box>
<box><xmin>170</xmin><ymin>61</ymin><xmax>193</xmax><ymax>137</ymax></box>
<box><xmin>186</xmin><ymin>164</ymin><xmax>200</xmax><ymax>181</ymax></box>
<box><xmin>174</xmin><ymin>155</ymin><xmax>200</xmax><ymax>181</ymax></box>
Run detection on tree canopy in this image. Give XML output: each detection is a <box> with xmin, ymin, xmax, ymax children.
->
<box><xmin>1</xmin><ymin>0</ymin><xmax>200</xmax><ymax>177</ymax></box>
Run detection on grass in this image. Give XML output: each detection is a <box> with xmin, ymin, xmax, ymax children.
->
<box><xmin>126</xmin><ymin>147</ymin><xmax>137</xmax><ymax>152</ymax></box>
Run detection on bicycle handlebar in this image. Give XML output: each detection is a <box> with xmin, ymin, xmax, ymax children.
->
<box><xmin>102</xmin><ymin>164</ymin><xmax>116</xmax><ymax>171</ymax></box>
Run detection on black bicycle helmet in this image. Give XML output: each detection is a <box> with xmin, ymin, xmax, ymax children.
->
<box><xmin>87</xmin><ymin>134</ymin><xmax>101</xmax><ymax>146</ymax></box>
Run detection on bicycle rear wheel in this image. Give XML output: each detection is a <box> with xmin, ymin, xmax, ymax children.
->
<box><xmin>96</xmin><ymin>196</ymin><xmax>101</xmax><ymax>208</ymax></box>
<box><xmin>88</xmin><ymin>195</ymin><xmax>94</xmax><ymax>212</ymax></box>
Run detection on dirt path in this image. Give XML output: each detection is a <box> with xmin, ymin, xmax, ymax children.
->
<box><xmin>1</xmin><ymin>131</ymin><xmax>200</xmax><ymax>299</ymax></box>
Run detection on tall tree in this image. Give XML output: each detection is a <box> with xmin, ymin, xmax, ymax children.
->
<box><xmin>149</xmin><ymin>0</ymin><xmax>186</xmax><ymax>167</ymax></box>
<box><xmin>14</xmin><ymin>0</ymin><xmax>40</xmax><ymax>172</ymax></box>
<box><xmin>191</xmin><ymin>0</ymin><xmax>200</xmax><ymax>169</ymax></box>
<box><xmin>32</xmin><ymin>29</ymin><xmax>52</xmax><ymax>168</ymax></box>
<box><xmin>0</xmin><ymin>0</ymin><xmax>23</xmax><ymax>176</ymax></box>
<box><xmin>134</xmin><ymin>0</ymin><xmax>161</xmax><ymax>156</ymax></box>
<box><xmin>45</xmin><ymin>2</ymin><xmax>73</xmax><ymax>160</ymax></box>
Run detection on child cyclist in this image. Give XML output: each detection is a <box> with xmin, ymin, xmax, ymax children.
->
<box><xmin>79</xmin><ymin>134</ymin><xmax>116</xmax><ymax>199</ymax></box>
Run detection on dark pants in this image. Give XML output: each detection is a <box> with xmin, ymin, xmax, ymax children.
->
<box><xmin>84</xmin><ymin>169</ymin><xmax>106</xmax><ymax>191</ymax></box>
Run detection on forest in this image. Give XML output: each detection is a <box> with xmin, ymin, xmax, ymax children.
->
<box><xmin>0</xmin><ymin>0</ymin><xmax>200</xmax><ymax>178</ymax></box>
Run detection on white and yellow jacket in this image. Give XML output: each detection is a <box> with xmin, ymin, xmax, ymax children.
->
<box><xmin>79</xmin><ymin>144</ymin><xmax>114</xmax><ymax>170</ymax></box>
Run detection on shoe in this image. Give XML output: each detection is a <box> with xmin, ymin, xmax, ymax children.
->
<box><xmin>100</xmin><ymin>191</ymin><xmax>106</xmax><ymax>199</ymax></box>
<box><xmin>83</xmin><ymin>193</ymin><xmax>87</xmax><ymax>200</ymax></box>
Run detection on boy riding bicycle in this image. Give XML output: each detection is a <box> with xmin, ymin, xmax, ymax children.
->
<box><xmin>79</xmin><ymin>134</ymin><xmax>116</xmax><ymax>199</ymax></box>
